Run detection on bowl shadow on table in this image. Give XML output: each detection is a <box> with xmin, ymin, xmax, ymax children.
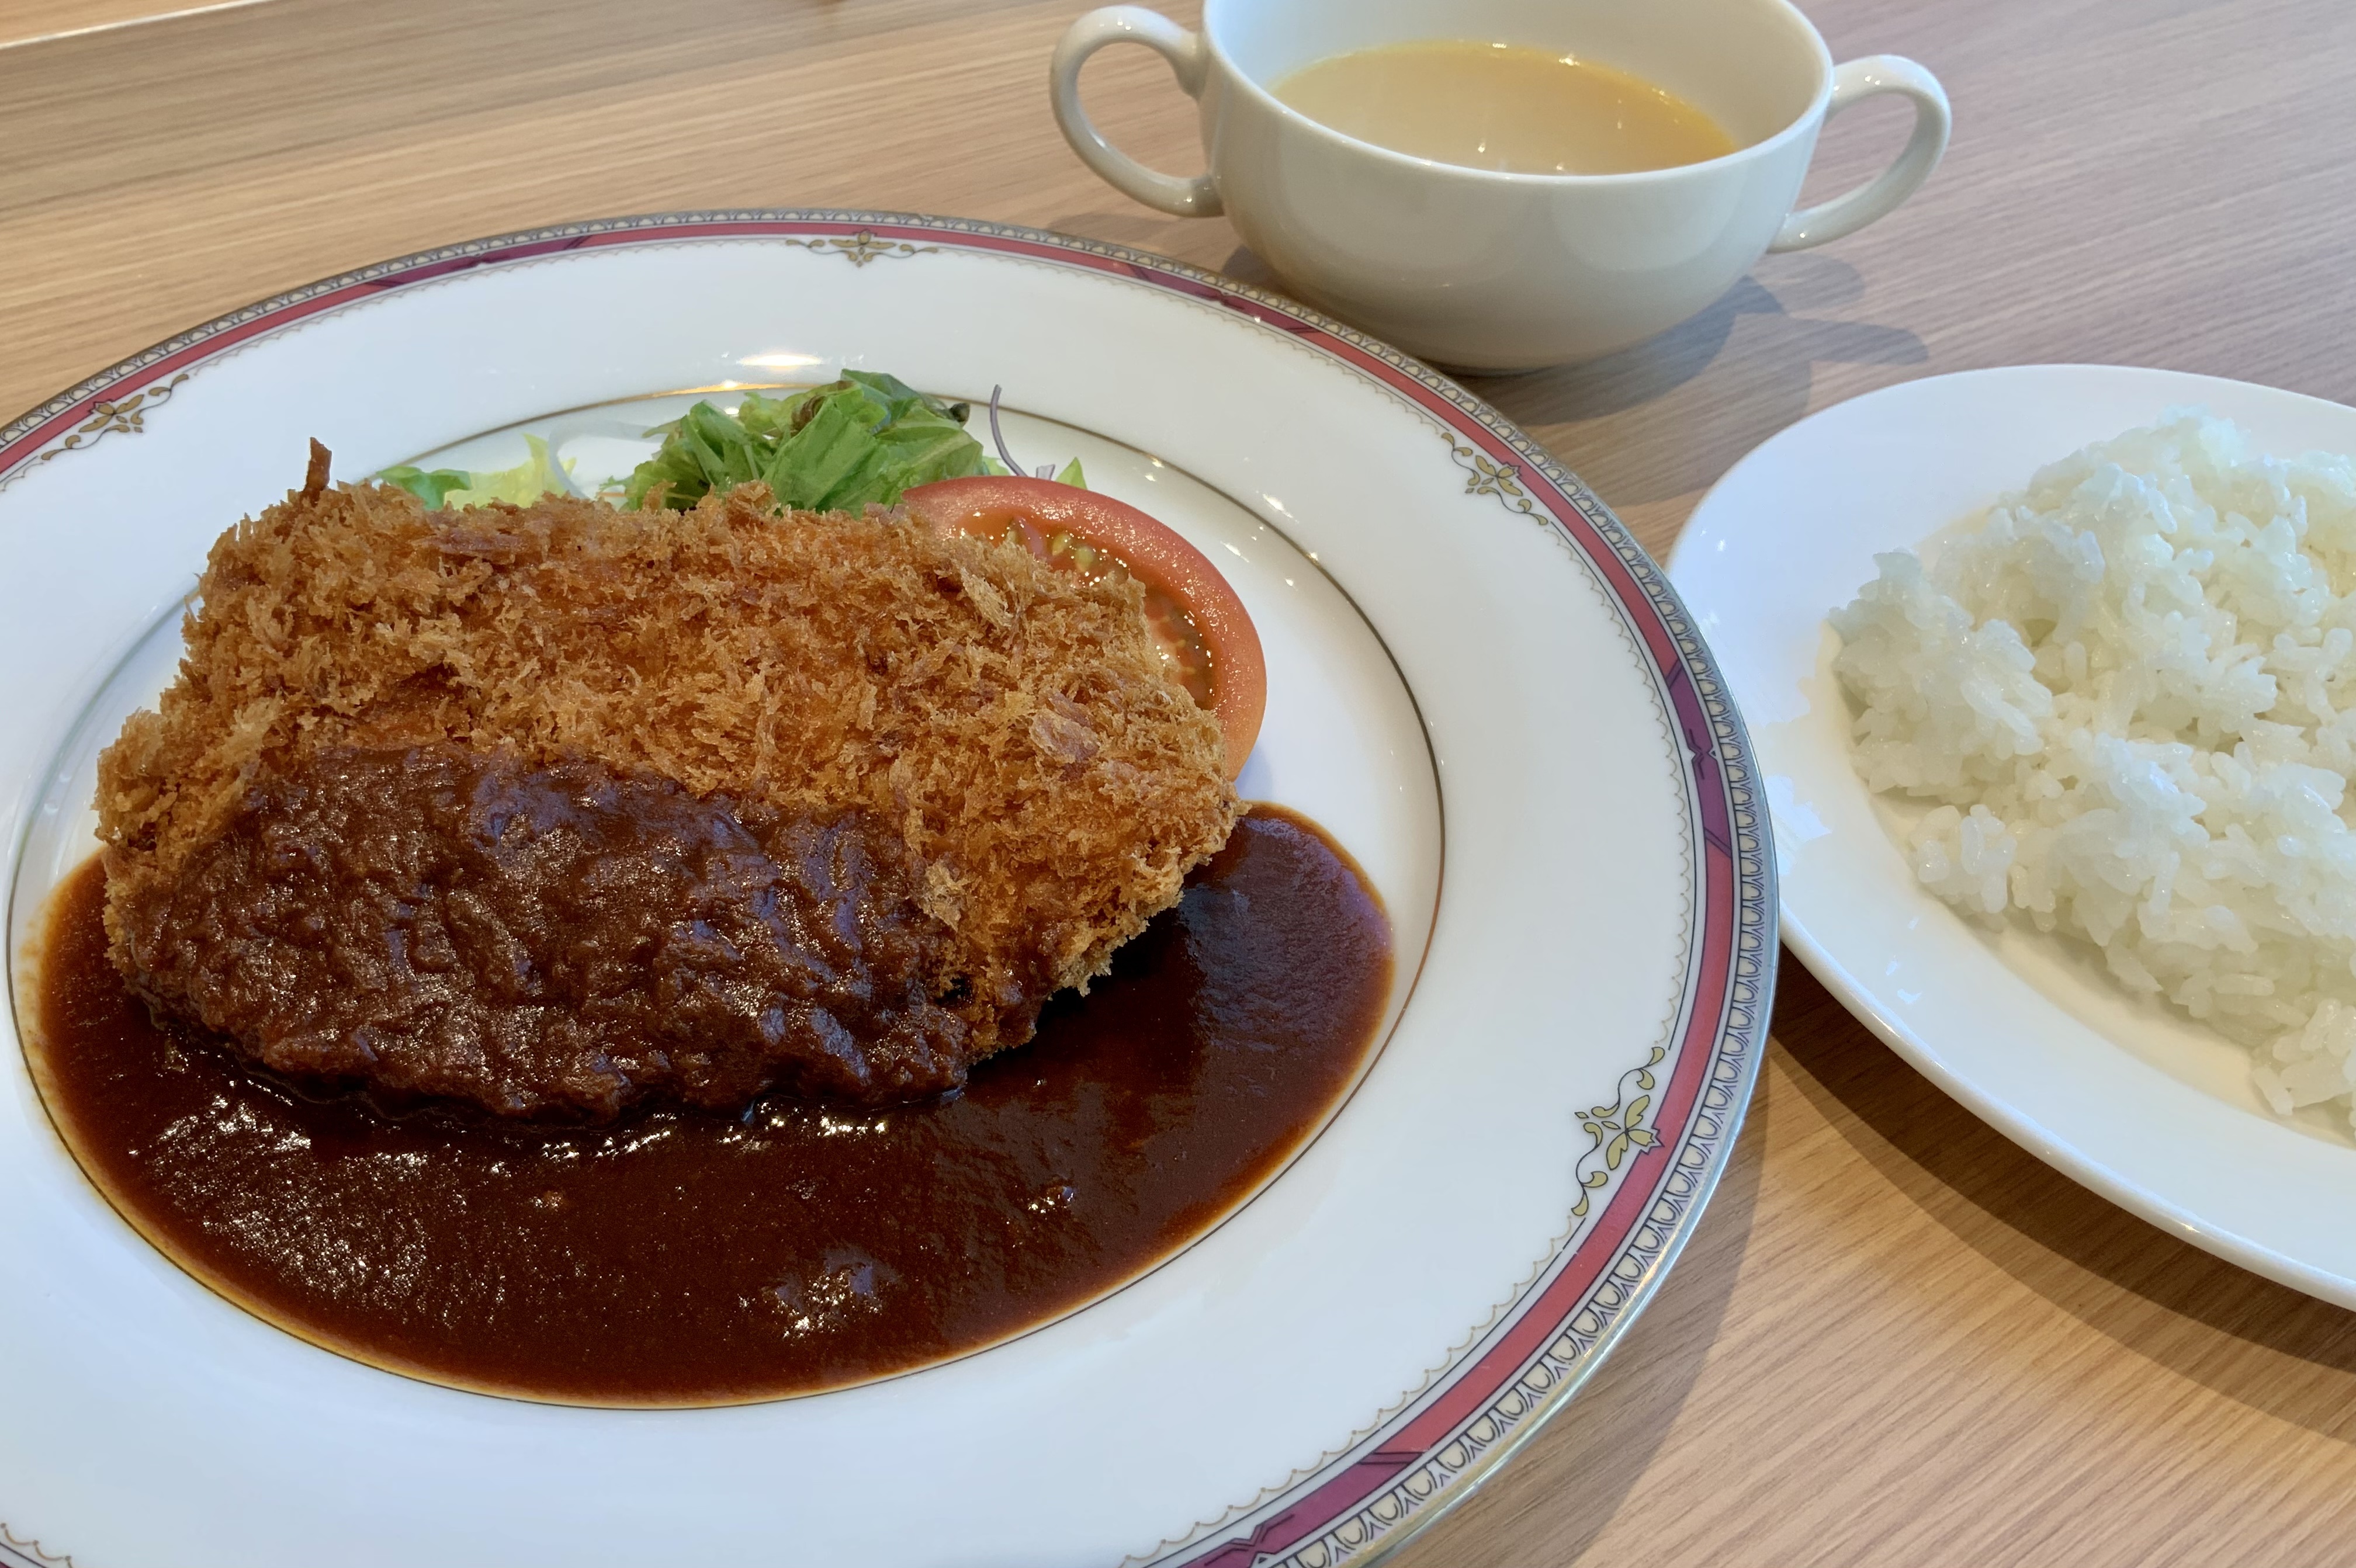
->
<box><xmin>1397</xmin><ymin>1047</ymin><xmax>1772</xmax><ymax>1566</ymax></box>
<box><xmin>1044</xmin><ymin>233</ymin><xmax>1922</xmax><ymax>531</ymax></box>
<box><xmin>1454</xmin><ymin>254</ymin><xmax>1928</xmax><ymax>523</ymax></box>
<box><xmin>1048</xmin><ymin>210</ymin><xmax>1246</xmax><ymax>279</ymax></box>
<box><xmin>1775</xmin><ymin>955</ymin><xmax>2356</xmax><ymax>1440</ymax></box>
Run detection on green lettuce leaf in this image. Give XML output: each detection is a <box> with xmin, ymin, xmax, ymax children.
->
<box><xmin>442</xmin><ymin>435</ymin><xmax>570</xmax><ymax>508</ymax></box>
<box><xmin>377</xmin><ymin>435</ymin><xmax>571</xmax><ymax>509</ymax></box>
<box><xmin>376</xmin><ymin>465</ymin><xmax>474</xmax><ymax>508</ymax></box>
<box><xmin>623</xmin><ymin>373</ymin><xmax>989</xmax><ymax>514</ymax></box>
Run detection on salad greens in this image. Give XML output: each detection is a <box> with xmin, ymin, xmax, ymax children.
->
<box><xmin>380</xmin><ymin>435</ymin><xmax>572</xmax><ymax>509</ymax></box>
<box><xmin>376</xmin><ymin>463</ymin><xmax>472</xmax><ymax>509</ymax></box>
<box><xmin>623</xmin><ymin>371</ymin><xmax>989</xmax><ymax>514</ymax></box>
<box><xmin>374</xmin><ymin>373</ymin><xmax>1087</xmax><ymax>516</ymax></box>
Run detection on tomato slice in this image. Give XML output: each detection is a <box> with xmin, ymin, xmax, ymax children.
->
<box><xmin>902</xmin><ymin>476</ymin><xmax>1266</xmax><ymax>776</ymax></box>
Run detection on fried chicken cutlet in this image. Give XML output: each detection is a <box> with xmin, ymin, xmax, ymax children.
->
<box><xmin>95</xmin><ymin>454</ymin><xmax>1241</xmax><ymax>1119</ymax></box>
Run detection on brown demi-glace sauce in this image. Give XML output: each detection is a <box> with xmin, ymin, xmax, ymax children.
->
<box><xmin>30</xmin><ymin>806</ymin><xmax>1391</xmax><ymax>1406</ymax></box>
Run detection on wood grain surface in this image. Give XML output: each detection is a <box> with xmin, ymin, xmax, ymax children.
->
<box><xmin>4</xmin><ymin>0</ymin><xmax>2354</xmax><ymax>1562</ymax></box>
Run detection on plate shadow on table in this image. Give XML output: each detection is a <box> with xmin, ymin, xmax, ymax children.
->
<box><xmin>1774</xmin><ymin>955</ymin><xmax>2356</xmax><ymax>1440</ymax></box>
<box><xmin>1398</xmin><ymin>1054</ymin><xmax>1771</xmax><ymax>1567</ymax></box>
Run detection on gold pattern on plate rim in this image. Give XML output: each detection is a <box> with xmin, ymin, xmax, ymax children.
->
<box><xmin>1437</xmin><ymin>429</ymin><xmax>1540</xmax><ymax>518</ymax></box>
<box><xmin>36</xmin><ymin>372</ymin><xmax>190</xmax><ymax>464</ymax></box>
<box><xmin>0</xmin><ymin>1522</ymin><xmax>72</xmax><ymax>1567</ymax></box>
<box><xmin>1570</xmin><ymin>1046</ymin><xmax>1667</xmax><ymax>1220</ymax></box>
<box><xmin>782</xmin><ymin>228</ymin><xmax>938</xmax><ymax>267</ymax></box>
<box><xmin>1434</xmin><ymin>418</ymin><xmax>1674</xmax><ymax>1219</ymax></box>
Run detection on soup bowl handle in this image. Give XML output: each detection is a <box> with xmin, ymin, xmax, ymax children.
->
<box><xmin>1768</xmin><ymin>55</ymin><xmax>1952</xmax><ymax>252</ymax></box>
<box><xmin>1051</xmin><ymin>6</ymin><xmax>1224</xmax><ymax>218</ymax></box>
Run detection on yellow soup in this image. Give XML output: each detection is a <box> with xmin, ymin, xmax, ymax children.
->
<box><xmin>1272</xmin><ymin>40</ymin><xmax>1739</xmax><ymax>176</ymax></box>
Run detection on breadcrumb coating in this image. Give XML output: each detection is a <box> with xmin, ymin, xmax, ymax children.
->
<box><xmin>97</xmin><ymin>470</ymin><xmax>1240</xmax><ymax>1074</ymax></box>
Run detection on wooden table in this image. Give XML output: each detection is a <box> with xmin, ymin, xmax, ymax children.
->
<box><xmin>6</xmin><ymin>0</ymin><xmax>2354</xmax><ymax>1560</ymax></box>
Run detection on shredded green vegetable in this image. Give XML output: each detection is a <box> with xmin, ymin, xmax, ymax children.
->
<box><xmin>623</xmin><ymin>372</ymin><xmax>989</xmax><ymax>514</ymax></box>
<box><xmin>376</xmin><ymin>374</ymin><xmax>1088</xmax><ymax>515</ymax></box>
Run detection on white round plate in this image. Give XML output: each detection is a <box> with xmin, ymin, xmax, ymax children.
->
<box><xmin>1670</xmin><ymin>363</ymin><xmax>2356</xmax><ymax>1306</ymax></box>
<box><xmin>0</xmin><ymin>213</ymin><xmax>1769</xmax><ymax>1568</ymax></box>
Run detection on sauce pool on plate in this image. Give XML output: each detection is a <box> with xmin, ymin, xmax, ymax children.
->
<box><xmin>1272</xmin><ymin>40</ymin><xmax>1738</xmax><ymax>176</ymax></box>
<box><xmin>29</xmin><ymin>806</ymin><xmax>1393</xmax><ymax>1405</ymax></box>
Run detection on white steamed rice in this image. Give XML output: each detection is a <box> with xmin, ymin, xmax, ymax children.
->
<box><xmin>1830</xmin><ymin>411</ymin><xmax>2356</xmax><ymax>1128</ymax></box>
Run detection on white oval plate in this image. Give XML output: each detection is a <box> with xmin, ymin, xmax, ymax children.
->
<box><xmin>0</xmin><ymin>213</ymin><xmax>1769</xmax><ymax>1568</ymax></box>
<box><xmin>1669</xmin><ymin>363</ymin><xmax>2356</xmax><ymax>1306</ymax></box>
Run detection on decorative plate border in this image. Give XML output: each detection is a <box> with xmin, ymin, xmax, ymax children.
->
<box><xmin>0</xmin><ymin>1523</ymin><xmax>70</xmax><ymax>1568</ymax></box>
<box><xmin>0</xmin><ymin>211</ymin><xmax>1775</xmax><ymax>1567</ymax></box>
